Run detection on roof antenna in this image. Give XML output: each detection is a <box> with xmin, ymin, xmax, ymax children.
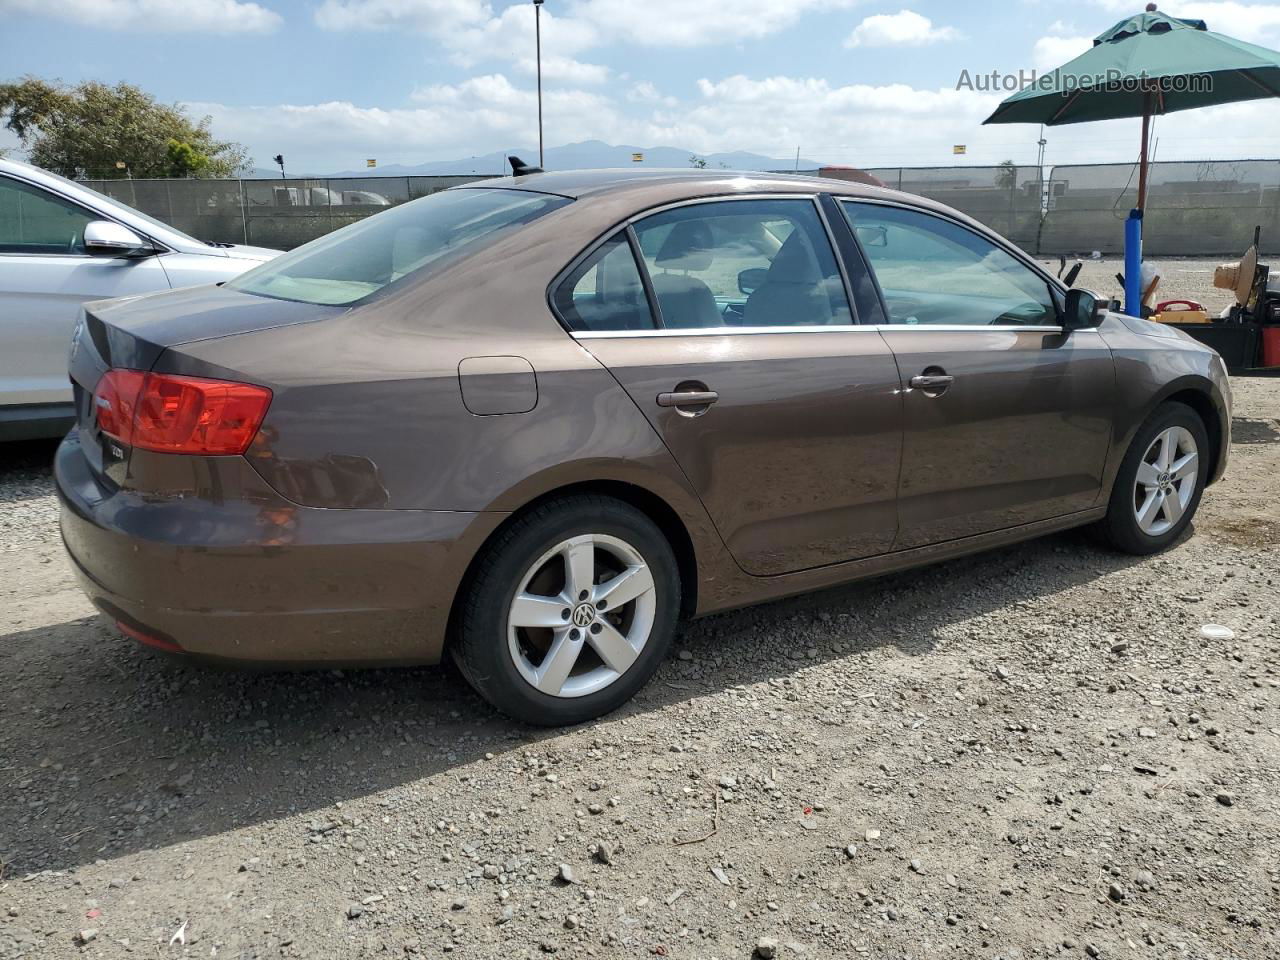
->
<box><xmin>508</xmin><ymin>155</ymin><xmax>544</xmax><ymax>177</ymax></box>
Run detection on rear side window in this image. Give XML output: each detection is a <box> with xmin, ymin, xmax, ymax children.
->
<box><xmin>0</xmin><ymin>176</ymin><xmax>95</xmax><ymax>254</ymax></box>
<box><xmin>631</xmin><ymin>198</ymin><xmax>852</xmax><ymax>329</ymax></box>
<box><xmin>229</xmin><ymin>188</ymin><xmax>570</xmax><ymax>306</ymax></box>
<box><xmin>553</xmin><ymin>234</ymin><xmax>655</xmax><ymax>332</ymax></box>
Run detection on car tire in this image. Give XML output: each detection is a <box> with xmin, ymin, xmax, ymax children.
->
<box><xmin>1098</xmin><ymin>401</ymin><xmax>1209</xmax><ymax>555</ymax></box>
<box><xmin>452</xmin><ymin>495</ymin><xmax>680</xmax><ymax>726</ymax></box>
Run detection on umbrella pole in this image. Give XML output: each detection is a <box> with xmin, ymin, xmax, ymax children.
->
<box><xmin>1124</xmin><ymin>93</ymin><xmax>1152</xmax><ymax>317</ymax></box>
<box><xmin>1137</xmin><ymin>93</ymin><xmax>1152</xmax><ymax>212</ymax></box>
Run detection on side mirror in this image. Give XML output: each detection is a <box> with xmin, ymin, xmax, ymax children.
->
<box><xmin>855</xmin><ymin>225</ymin><xmax>888</xmax><ymax>248</ymax></box>
<box><xmin>738</xmin><ymin>267</ymin><xmax>768</xmax><ymax>295</ymax></box>
<box><xmin>84</xmin><ymin>220</ymin><xmax>152</xmax><ymax>257</ymax></box>
<box><xmin>1063</xmin><ymin>287</ymin><xmax>1106</xmax><ymax>330</ymax></box>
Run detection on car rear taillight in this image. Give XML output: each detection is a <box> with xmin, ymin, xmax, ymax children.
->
<box><xmin>94</xmin><ymin>370</ymin><xmax>272</xmax><ymax>455</ymax></box>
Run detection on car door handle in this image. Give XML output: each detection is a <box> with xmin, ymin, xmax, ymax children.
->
<box><xmin>657</xmin><ymin>390</ymin><xmax>719</xmax><ymax>408</ymax></box>
<box><xmin>909</xmin><ymin>375</ymin><xmax>954</xmax><ymax>390</ymax></box>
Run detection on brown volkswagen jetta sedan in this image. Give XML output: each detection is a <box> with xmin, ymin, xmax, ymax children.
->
<box><xmin>57</xmin><ymin>169</ymin><xmax>1231</xmax><ymax>725</ymax></box>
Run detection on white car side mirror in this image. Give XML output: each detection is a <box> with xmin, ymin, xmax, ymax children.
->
<box><xmin>84</xmin><ymin>220</ymin><xmax>152</xmax><ymax>258</ymax></box>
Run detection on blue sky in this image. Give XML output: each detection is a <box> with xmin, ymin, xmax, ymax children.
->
<box><xmin>3</xmin><ymin>0</ymin><xmax>1280</xmax><ymax>172</ymax></box>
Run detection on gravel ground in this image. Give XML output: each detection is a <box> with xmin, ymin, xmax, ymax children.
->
<box><xmin>1</xmin><ymin>379</ymin><xmax>1278</xmax><ymax>960</ymax></box>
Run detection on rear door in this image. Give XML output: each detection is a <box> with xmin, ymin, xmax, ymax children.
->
<box><xmin>557</xmin><ymin>196</ymin><xmax>903</xmax><ymax>577</ymax></box>
<box><xmin>838</xmin><ymin>199</ymin><xmax>1114</xmax><ymax>549</ymax></box>
<box><xmin>0</xmin><ymin>174</ymin><xmax>169</xmax><ymax>409</ymax></box>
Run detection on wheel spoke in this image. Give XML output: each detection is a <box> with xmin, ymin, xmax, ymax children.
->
<box><xmin>510</xmin><ymin>593</ymin><xmax>568</xmax><ymax>629</ymax></box>
<box><xmin>1155</xmin><ymin>430</ymin><xmax>1175</xmax><ymax>470</ymax></box>
<box><xmin>1171</xmin><ymin>450</ymin><xmax>1198</xmax><ymax>482</ymax></box>
<box><xmin>534</xmin><ymin>628</ymin><xmax>581</xmax><ymax>695</ymax></box>
<box><xmin>1136</xmin><ymin>490</ymin><xmax>1162</xmax><ymax>532</ymax></box>
<box><xmin>595</xmin><ymin>564</ymin><xmax>654</xmax><ymax>610</ymax></box>
<box><xmin>1135</xmin><ymin>460</ymin><xmax>1161</xmax><ymax>488</ymax></box>
<box><xmin>1162</xmin><ymin>488</ymin><xmax>1185</xmax><ymax>525</ymax></box>
<box><xmin>587</xmin><ymin>621</ymin><xmax>639</xmax><ymax>675</ymax></box>
<box><xmin>563</xmin><ymin>537</ymin><xmax>596</xmax><ymax>600</ymax></box>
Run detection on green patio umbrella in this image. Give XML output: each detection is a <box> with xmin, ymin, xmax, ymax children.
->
<box><xmin>983</xmin><ymin>3</ymin><xmax>1280</xmax><ymax>314</ymax></box>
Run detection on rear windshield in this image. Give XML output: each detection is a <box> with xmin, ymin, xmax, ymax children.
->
<box><xmin>228</xmin><ymin>187</ymin><xmax>570</xmax><ymax>306</ymax></box>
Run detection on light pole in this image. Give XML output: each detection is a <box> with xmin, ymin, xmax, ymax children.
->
<box><xmin>533</xmin><ymin>0</ymin><xmax>544</xmax><ymax>168</ymax></box>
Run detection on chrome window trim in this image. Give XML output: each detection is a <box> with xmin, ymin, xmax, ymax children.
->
<box><xmin>872</xmin><ymin>324</ymin><xmax>1065</xmax><ymax>333</ymax></box>
<box><xmin>551</xmin><ymin>192</ymin><xmax>1071</xmax><ymax>340</ymax></box>
<box><xmin>570</xmin><ymin>323</ymin><xmax>1064</xmax><ymax>340</ymax></box>
<box><xmin>622</xmin><ymin>191</ymin><xmax>821</xmax><ymax>226</ymax></box>
<box><xmin>547</xmin><ymin>193</ymin><xmax>830</xmax><ymax>335</ymax></box>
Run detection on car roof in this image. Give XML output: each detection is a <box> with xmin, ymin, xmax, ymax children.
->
<box><xmin>463</xmin><ymin>167</ymin><xmax>904</xmax><ymax>202</ymax></box>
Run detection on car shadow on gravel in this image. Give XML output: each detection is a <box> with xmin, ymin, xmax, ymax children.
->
<box><xmin>1231</xmin><ymin>415</ymin><xmax>1280</xmax><ymax>445</ymax></box>
<box><xmin>0</xmin><ymin>439</ymin><xmax>58</xmax><ymax>502</ymax></box>
<box><xmin>0</xmin><ymin>524</ymin><xmax>1151</xmax><ymax>878</ymax></box>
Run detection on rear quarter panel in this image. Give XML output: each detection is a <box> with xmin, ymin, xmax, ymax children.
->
<box><xmin>162</xmin><ymin>214</ymin><xmax>739</xmax><ymax>608</ymax></box>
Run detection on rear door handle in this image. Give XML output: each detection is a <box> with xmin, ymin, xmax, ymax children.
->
<box><xmin>657</xmin><ymin>390</ymin><xmax>719</xmax><ymax>408</ymax></box>
<box><xmin>909</xmin><ymin>375</ymin><xmax>954</xmax><ymax>390</ymax></box>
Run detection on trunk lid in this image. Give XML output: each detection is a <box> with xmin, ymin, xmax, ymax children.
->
<box><xmin>68</xmin><ymin>284</ymin><xmax>342</xmax><ymax>485</ymax></box>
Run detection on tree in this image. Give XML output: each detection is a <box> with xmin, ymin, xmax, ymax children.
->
<box><xmin>689</xmin><ymin>155</ymin><xmax>708</xmax><ymax>169</ymax></box>
<box><xmin>165</xmin><ymin>139</ymin><xmax>211</xmax><ymax>178</ymax></box>
<box><xmin>0</xmin><ymin>77</ymin><xmax>249</xmax><ymax>179</ymax></box>
<box><xmin>995</xmin><ymin>159</ymin><xmax>1018</xmax><ymax>191</ymax></box>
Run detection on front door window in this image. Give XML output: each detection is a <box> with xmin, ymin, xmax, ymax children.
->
<box><xmin>840</xmin><ymin>201</ymin><xmax>1057</xmax><ymax>327</ymax></box>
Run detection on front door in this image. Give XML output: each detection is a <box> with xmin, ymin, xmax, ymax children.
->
<box><xmin>555</xmin><ymin>196</ymin><xmax>903</xmax><ymax>576</ymax></box>
<box><xmin>0</xmin><ymin>175</ymin><xmax>169</xmax><ymax>409</ymax></box>
<box><xmin>839</xmin><ymin>199</ymin><xmax>1114</xmax><ymax>549</ymax></box>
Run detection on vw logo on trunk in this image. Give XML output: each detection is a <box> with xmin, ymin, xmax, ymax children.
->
<box><xmin>571</xmin><ymin>603</ymin><xmax>595</xmax><ymax>628</ymax></box>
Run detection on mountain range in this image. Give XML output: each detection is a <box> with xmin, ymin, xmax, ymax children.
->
<box><xmin>250</xmin><ymin>140</ymin><xmax>826</xmax><ymax>179</ymax></box>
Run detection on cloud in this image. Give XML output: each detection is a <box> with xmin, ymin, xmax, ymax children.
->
<box><xmin>627</xmin><ymin>82</ymin><xmax>678</xmax><ymax>107</ymax></box>
<box><xmin>564</xmin><ymin>0</ymin><xmax>861</xmax><ymax>47</ymax></box>
<box><xmin>313</xmin><ymin>0</ymin><xmax>487</xmax><ymax>33</ymax></box>
<box><xmin>1032</xmin><ymin>33</ymin><xmax>1093</xmax><ymax>71</ymax></box>
<box><xmin>189</xmin><ymin>74</ymin><xmax>627</xmax><ymax>169</ymax></box>
<box><xmin>1087</xmin><ymin>1</ymin><xmax>1280</xmax><ymax>42</ymax></box>
<box><xmin>0</xmin><ymin>0</ymin><xmax>281</xmax><ymax>32</ymax></box>
<box><xmin>844</xmin><ymin>10</ymin><xmax>960</xmax><ymax>48</ymax></box>
<box><xmin>314</xmin><ymin>2</ymin><xmax>608</xmax><ymax>83</ymax></box>
<box><xmin>513</xmin><ymin>56</ymin><xmax>609</xmax><ymax>85</ymax></box>
<box><xmin>314</xmin><ymin>0</ymin><xmax>862</xmax><ymax>49</ymax></box>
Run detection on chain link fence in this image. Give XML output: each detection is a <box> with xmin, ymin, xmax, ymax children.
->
<box><xmin>862</xmin><ymin>165</ymin><xmax>1046</xmax><ymax>252</ymax></box>
<box><xmin>1039</xmin><ymin>160</ymin><xmax>1280</xmax><ymax>256</ymax></box>
<box><xmin>84</xmin><ymin>163</ymin><xmax>1280</xmax><ymax>256</ymax></box>
<box><xmin>83</xmin><ymin>175</ymin><xmax>489</xmax><ymax>249</ymax></box>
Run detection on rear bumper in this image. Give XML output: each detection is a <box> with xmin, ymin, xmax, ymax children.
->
<box><xmin>55</xmin><ymin>432</ymin><xmax>507</xmax><ymax>666</ymax></box>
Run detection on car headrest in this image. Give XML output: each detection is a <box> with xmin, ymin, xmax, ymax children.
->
<box><xmin>391</xmin><ymin>225</ymin><xmax>441</xmax><ymax>278</ymax></box>
<box><xmin>655</xmin><ymin>220</ymin><xmax>714</xmax><ymax>272</ymax></box>
<box><xmin>766</xmin><ymin>230</ymin><xmax>823</xmax><ymax>285</ymax></box>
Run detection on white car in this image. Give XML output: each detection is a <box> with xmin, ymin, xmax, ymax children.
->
<box><xmin>0</xmin><ymin>158</ymin><xmax>281</xmax><ymax>440</ymax></box>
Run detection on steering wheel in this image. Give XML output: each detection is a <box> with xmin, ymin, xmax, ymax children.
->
<box><xmin>991</xmin><ymin>301</ymin><xmax>1050</xmax><ymax>325</ymax></box>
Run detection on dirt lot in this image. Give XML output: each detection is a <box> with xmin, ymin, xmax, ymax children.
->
<box><xmin>1</xmin><ymin>379</ymin><xmax>1278</xmax><ymax>960</ymax></box>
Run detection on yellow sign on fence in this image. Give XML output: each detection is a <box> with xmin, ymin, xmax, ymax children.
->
<box><xmin>952</xmin><ymin>145</ymin><xmax>967</xmax><ymax>155</ymax></box>
<box><xmin>366</xmin><ymin>159</ymin><xmax>377</xmax><ymax>168</ymax></box>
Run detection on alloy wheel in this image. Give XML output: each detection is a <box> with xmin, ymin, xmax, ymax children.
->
<box><xmin>506</xmin><ymin>534</ymin><xmax>657</xmax><ymax>698</ymax></box>
<box><xmin>1133</xmin><ymin>425</ymin><xmax>1198</xmax><ymax>537</ymax></box>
